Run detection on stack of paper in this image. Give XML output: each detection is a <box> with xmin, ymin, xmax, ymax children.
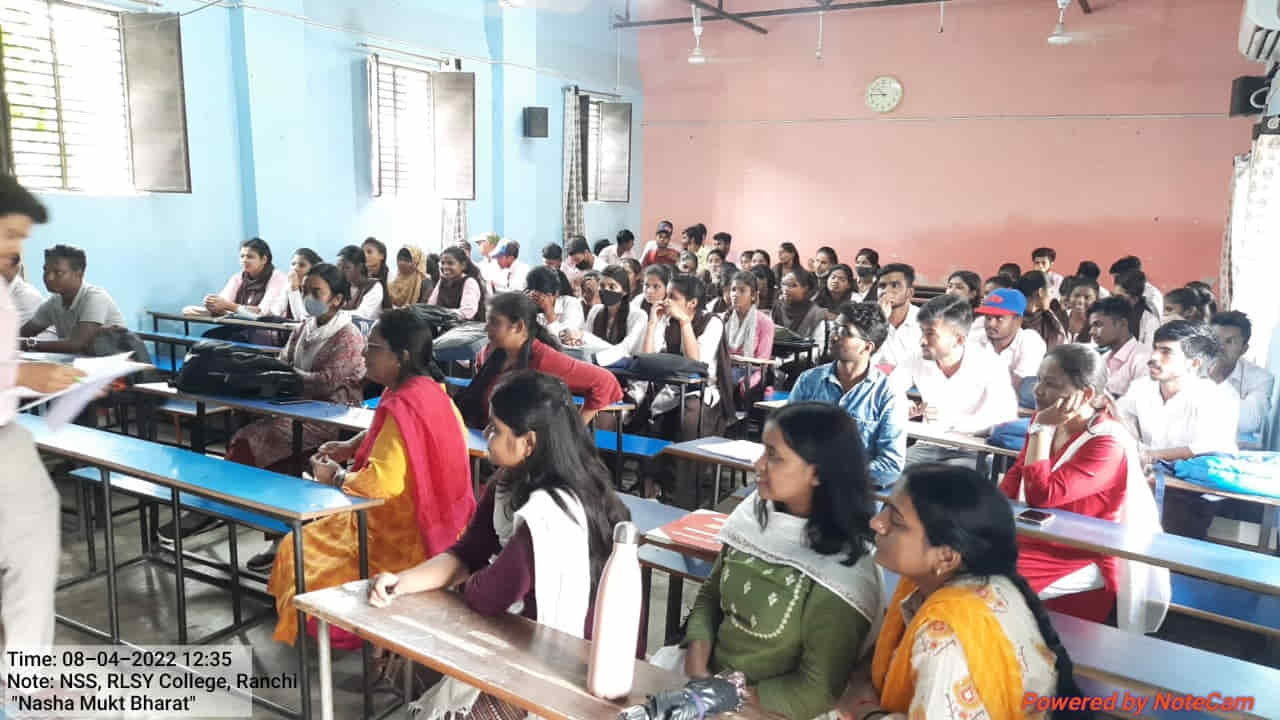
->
<box><xmin>11</xmin><ymin>352</ymin><xmax>152</xmax><ymax>430</ymax></box>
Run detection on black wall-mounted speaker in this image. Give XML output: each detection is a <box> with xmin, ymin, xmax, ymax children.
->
<box><xmin>523</xmin><ymin>106</ymin><xmax>549</xmax><ymax>138</ymax></box>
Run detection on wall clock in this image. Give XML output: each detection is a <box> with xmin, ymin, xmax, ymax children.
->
<box><xmin>865</xmin><ymin>76</ymin><xmax>903</xmax><ymax>113</ymax></box>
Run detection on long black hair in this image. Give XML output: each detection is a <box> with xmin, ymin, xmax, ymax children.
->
<box><xmin>490</xmin><ymin>370</ymin><xmax>630</xmax><ymax>589</ymax></box>
<box><xmin>305</xmin><ymin>262</ymin><xmax>350</xmax><ymax>307</ymax></box>
<box><xmin>458</xmin><ymin>292</ymin><xmax>559</xmax><ymax>426</ymax></box>
<box><xmin>755</xmin><ymin>403</ymin><xmax>875</xmax><ymax>565</ymax></box>
<box><xmin>1115</xmin><ymin>270</ymin><xmax>1155</xmax><ymax>338</ymax></box>
<box><xmin>1165</xmin><ymin>287</ymin><xmax>1210</xmax><ymax>324</ymax></box>
<box><xmin>376</xmin><ymin>306</ymin><xmax>445</xmax><ymax>385</ymax></box>
<box><xmin>594</xmin><ymin>265</ymin><xmax>632</xmax><ymax>344</ymax></box>
<box><xmin>902</xmin><ymin>465</ymin><xmax>1089</xmax><ymax>719</ymax></box>
<box><xmin>242</xmin><ymin>237</ymin><xmax>273</xmax><ymax>265</ymax></box>
<box><xmin>293</xmin><ymin>247</ymin><xmax>323</xmax><ymax>267</ymax></box>
<box><xmin>526</xmin><ymin>265</ymin><xmax>573</xmax><ymax>298</ymax></box>
<box><xmin>440</xmin><ymin>245</ymin><xmax>488</xmax><ymax>303</ymax></box>
<box><xmin>948</xmin><ymin>270</ymin><xmax>983</xmax><ymax>309</ymax></box>
<box><xmin>362</xmin><ymin>237</ymin><xmax>392</xmax><ymax>309</ymax></box>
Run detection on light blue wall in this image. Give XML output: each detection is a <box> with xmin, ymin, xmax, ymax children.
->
<box><xmin>22</xmin><ymin>0</ymin><xmax>642</xmax><ymax>328</ymax></box>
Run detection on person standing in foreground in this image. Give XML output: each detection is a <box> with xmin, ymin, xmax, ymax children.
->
<box><xmin>0</xmin><ymin>176</ymin><xmax>85</xmax><ymax>656</ymax></box>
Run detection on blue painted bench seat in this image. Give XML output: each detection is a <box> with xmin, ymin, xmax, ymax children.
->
<box><xmin>593</xmin><ymin>429</ymin><xmax>670</xmax><ymax>458</ymax></box>
<box><xmin>70</xmin><ymin>468</ymin><xmax>290</xmax><ymax>535</ymax></box>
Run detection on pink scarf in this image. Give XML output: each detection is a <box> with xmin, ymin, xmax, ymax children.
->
<box><xmin>353</xmin><ymin>376</ymin><xmax>476</xmax><ymax>557</ymax></box>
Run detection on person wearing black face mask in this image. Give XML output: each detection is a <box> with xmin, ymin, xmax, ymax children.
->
<box><xmin>578</xmin><ymin>265</ymin><xmax>646</xmax><ymax>367</ymax></box>
<box><xmin>852</xmin><ymin>265</ymin><xmax>879</xmax><ymax>303</ymax></box>
<box><xmin>564</xmin><ymin>236</ymin><xmax>596</xmax><ymax>289</ymax></box>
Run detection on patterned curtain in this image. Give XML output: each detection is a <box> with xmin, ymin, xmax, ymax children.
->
<box><xmin>1220</xmin><ymin>154</ymin><xmax>1249</xmax><ymax>312</ymax></box>
<box><xmin>440</xmin><ymin>59</ymin><xmax>468</xmax><ymax>248</ymax></box>
<box><xmin>1228</xmin><ymin>121</ymin><xmax>1280</xmax><ymax>367</ymax></box>
<box><xmin>563</xmin><ymin>87</ymin><xmax>587</xmax><ymax>246</ymax></box>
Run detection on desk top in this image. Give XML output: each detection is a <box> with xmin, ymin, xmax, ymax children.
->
<box><xmin>137</xmin><ymin>330</ymin><xmax>279</xmax><ymax>354</ymax></box>
<box><xmin>661</xmin><ymin>436</ymin><xmax>760</xmax><ymax>472</ymax></box>
<box><xmin>906</xmin><ymin>421</ymin><xmax>1019</xmax><ymax>458</ymax></box>
<box><xmin>730</xmin><ymin>354</ymin><xmax>780</xmax><ymax>367</ymax></box>
<box><xmin>1052</xmin><ymin>610</ymin><xmax>1278</xmax><ymax>719</ymax></box>
<box><xmin>294</xmin><ymin>581</ymin><xmax>764</xmax><ymax>720</ymax></box>
<box><xmin>131</xmin><ymin>382</ymin><xmax>374</xmax><ymax>433</ymax></box>
<box><xmin>1162</xmin><ymin>476</ymin><xmax>1280</xmax><ymax>508</ymax></box>
<box><xmin>149</xmin><ymin>310</ymin><xmax>299</xmax><ymax>332</ymax></box>
<box><xmin>18</xmin><ymin>414</ymin><xmax>380</xmax><ymax>522</ymax></box>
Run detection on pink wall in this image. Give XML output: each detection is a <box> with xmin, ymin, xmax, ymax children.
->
<box><xmin>637</xmin><ymin>0</ymin><xmax>1256</xmax><ymax>289</ymax></box>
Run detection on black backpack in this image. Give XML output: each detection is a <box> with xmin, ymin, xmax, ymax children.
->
<box><xmin>171</xmin><ymin>341</ymin><xmax>302</xmax><ymax>399</ymax></box>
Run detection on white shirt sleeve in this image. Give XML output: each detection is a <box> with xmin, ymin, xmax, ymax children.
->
<box><xmin>951</xmin><ymin>355</ymin><xmax>1018</xmax><ymax>435</ymax></box>
<box><xmin>1011</xmin><ymin>331</ymin><xmax>1046</xmax><ymax>380</ymax></box>
<box><xmin>1115</xmin><ymin>384</ymin><xmax>1146</xmax><ymax>444</ymax></box>
<box><xmin>698</xmin><ymin>315</ymin><xmax>724</xmax><ymax>381</ymax></box>
<box><xmin>544</xmin><ymin>296</ymin><xmax>585</xmax><ymax>336</ymax></box>
<box><xmin>457</xmin><ymin>277</ymin><xmax>481</xmax><ymax>320</ymax></box>
<box><xmin>1235</xmin><ymin>364</ymin><xmax>1276</xmax><ymax>436</ymax></box>
<box><xmin>1187</xmin><ymin>385</ymin><xmax>1240</xmax><ymax>456</ymax></box>
<box><xmin>354</xmin><ymin>283</ymin><xmax>383</xmax><ymax>321</ymax></box>
<box><xmin>286</xmin><ymin>288</ymin><xmax>306</xmax><ymax>321</ymax></box>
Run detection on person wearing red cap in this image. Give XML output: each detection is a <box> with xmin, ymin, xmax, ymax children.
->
<box><xmin>972</xmin><ymin>287</ymin><xmax>1045</xmax><ymax>409</ymax></box>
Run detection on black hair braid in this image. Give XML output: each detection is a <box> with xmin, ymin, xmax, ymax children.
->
<box><xmin>1003</xmin><ymin>571</ymin><xmax>1092</xmax><ymax>719</ymax></box>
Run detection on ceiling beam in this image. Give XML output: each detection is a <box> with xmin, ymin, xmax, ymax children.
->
<box><xmin>690</xmin><ymin>0</ymin><xmax>769</xmax><ymax>35</ymax></box>
<box><xmin>614</xmin><ymin>0</ymin><xmax>947</xmax><ymax>30</ymax></box>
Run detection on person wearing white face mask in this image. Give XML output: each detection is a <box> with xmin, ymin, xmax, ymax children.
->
<box><xmin>158</xmin><ymin>263</ymin><xmax>368</xmax><ymax>551</ymax></box>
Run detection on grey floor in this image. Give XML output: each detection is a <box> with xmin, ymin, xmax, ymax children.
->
<box><xmin>45</xmin><ymin>452</ymin><xmax>1277</xmax><ymax>720</ymax></box>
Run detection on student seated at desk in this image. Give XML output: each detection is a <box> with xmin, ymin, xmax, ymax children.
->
<box><xmin>723</xmin><ymin>270</ymin><xmax>775</xmax><ymax>396</ymax></box>
<box><xmin>772</xmin><ymin>268</ymin><xmax>826</xmax><ymax>349</ymax></box>
<box><xmin>810</xmin><ymin>246</ymin><xmax>839</xmax><ymax>292</ymax></box>
<box><xmin>525</xmin><ymin>265</ymin><xmax>584</xmax><ymax>338</ymax></box>
<box><xmin>19</xmin><ymin>244</ymin><xmax>126</xmax><ymax>355</ymax></box>
<box><xmin>773</xmin><ymin>241</ymin><xmax>801</xmax><ymax>284</ymax></box>
<box><xmin>370</xmin><ymin>370</ymin><xmax>631</xmax><ymax>719</ymax></box>
<box><xmin>577</xmin><ymin>265</ymin><xmax>647</xmax><ymax>368</ymax></box>
<box><xmin>870</xmin><ymin>263</ymin><xmax>920</xmax><ymax>369</ymax></box>
<box><xmin>1088</xmin><ymin>296</ymin><xmax>1148</xmax><ymax>398</ymax></box>
<box><xmin>1030</xmin><ymin>246</ymin><xmax>1065</xmax><ymax>299</ymax></box>
<box><xmin>668</xmin><ymin>404</ymin><xmax>885</xmax><ymax>720</ymax></box>
<box><xmin>362</xmin><ymin>237</ymin><xmax>391</xmax><ymax>311</ymax></box>
<box><xmin>270</xmin><ymin>307</ymin><xmax>476</xmax><ymax>645</ymax></box>
<box><xmin>1162</xmin><ymin>286</ymin><xmax>1212</xmax><ymax>326</ymax></box>
<box><xmin>284</xmin><ymin>248</ymin><xmax>323</xmax><ymax>321</ymax></box>
<box><xmin>429</xmin><ymin>246</ymin><xmax>487</xmax><ymax>322</ymax></box>
<box><xmin>945</xmin><ymin>270</ymin><xmax>983</xmax><ymax>336</ymax></box>
<box><xmin>1109</xmin><ymin>255</ymin><xmax>1162</xmax><ymax>317</ymax></box>
<box><xmin>890</xmin><ymin>295</ymin><xmax>1018</xmax><ymax>465</ymax></box>
<box><xmin>1017</xmin><ymin>271</ymin><xmax>1069</xmax><ymax>349</ymax></box>
<box><xmin>336</xmin><ymin>245</ymin><xmax>384</xmax><ymax>322</ymax></box>
<box><xmin>750</xmin><ymin>265</ymin><xmax>777</xmax><ymax>313</ymax></box>
<box><xmin>982</xmin><ymin>273</ymin><xmax>1013</xmax><ymax>298</ymax></box>
<box><xmin>643</xmin><ymin>221</ymin><xmax>681</xmax><ymax>267</ymax></box>
<box><xmin>596</xmin><ymin>228</ymin><xmax>639</xmax><ymax>268</ymax></box>
<box><xmin>579</xmin><ymin>269</ymin><xmax>602</xmax><ymax>312</ymax></box>
<box><xmin>790</xmin><ymin>302</ymin><xmax>905</xmax><ymax>486</ymax></box>
<box><xmin>1075</xmin><ymin>260</ymin><xmax>1110</xmax><ymax>299</ymax></box>
<box><xmin>1</xmin><ymin>252</ymin><xmax>43</xmax><ymax>324</ymax></box>
<box><xmin>839</xmin><ymin>465</ymin><xmax>1086</xmax><ymax>720</ymax></box>
<box><xmin>189</xmin><ymin>237</ymin><xmax>289</xmax><ymax>321</ymax></box>
<box><xmin>973</xmin><ymin>288</ymin><xmax>1045</xmax><ymax>408</ymax></box>
<box><xmin>455</xmin><ymin>292</ymin><xmax>621</xmax><ymax>428</ymax></box>
<box><xmin>816</xmin><ymin>264</ymin><xmax>856</xmax><ymax>317</ymax></box>
<box><xmin>387</xmin><ymin>244</ymin><xmax>433</xmax><ymax>308</ymax></box>
<box><xmin>162</xmin><ymin>263</ymin><xmax>369</xmax><ymax>544</ymax></box>
<box><xmin>632</xmin><ymin>274</ymin><xmax>734</xmax><ymax>442</ymax></box>
<box><xmin>564</xmin><ymin>235</ymin><xmax>596</xmax><ymax>289</ymax></box>
<box><xmin>1209</xmin><ymin>311</ymin><xmax>1275</xmax><ymax>441</ymax></box>
<box><xmin>1113</xmin><ymin>270</ymin><xmax>1160</xmax><ymax>346</ymax></box>
<box><xmin>999</xmin><ymin>344</ymin><xmax>1169</xmax><ymax>631</ymax></box>
<box><xmin>1116</xmin><ymin>320</ymin><xmax>1238</xmax><ymax>539</ymax></box>
<box><xmin>1065</xmin><ymin>276</ymin><xmax>1099</xmax><ymax>343</ymax></box>
<box><xmin>631</xmin><ymin>263</ymin><xmax>672</xmax><ymax>316</ymax></box>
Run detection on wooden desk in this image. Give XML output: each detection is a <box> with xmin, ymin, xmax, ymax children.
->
<box><xmin>662</xmin><ymin>436</ymin><xmax>761</xmax><ymax>473</ymax></box>
<box><xmin>295</xmin><ymin>581</ymin><xmax>765</xmax><ymax>720</ymax></box>
<box><xmin>20</xmin><ymin>414</ymin><xmax>380</xmax><ymax>720</ymax></box>
<box><xmin>904</xmin><ymin>420</ymin><xmax>1019</xmax><ymax>458</ymax></box>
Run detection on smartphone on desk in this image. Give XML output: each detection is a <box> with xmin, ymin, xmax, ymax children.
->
<box><xmin>1016</xmin><ymin>509</ymin><xmax>1054</xmax><ymax>528</ymax></box>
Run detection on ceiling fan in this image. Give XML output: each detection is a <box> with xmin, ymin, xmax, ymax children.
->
<box><xmin>1046</xmin><ymin>0</ymin><xmax>1129</xmax><ymax>46</ymax></box>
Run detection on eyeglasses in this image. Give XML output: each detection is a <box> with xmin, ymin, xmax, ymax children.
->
<box><xmin>831</xmin><ymin>323</ymin><xmax>865</xmax><ymax>341</ymax></box>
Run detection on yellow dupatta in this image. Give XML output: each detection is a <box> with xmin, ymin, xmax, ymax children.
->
<box><xmin>388</xmin><ymin>245</ymin><xmax>427</xmax><ymax>307</ymax></box>
<box><xmin>870</xmin><ymin>577</ymin><xmax>1027</xmax><ymax>720</ymax></box>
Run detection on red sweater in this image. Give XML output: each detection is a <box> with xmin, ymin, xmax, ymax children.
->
<box><xmin>999</xmin><ymin>428</ymin><xmax>1127</xmax><ymax>610</ymax></box>
<box><xmin>471</xmin><ymin>340</ymin><xmax>623</xmax><ymax>426</ymax></box>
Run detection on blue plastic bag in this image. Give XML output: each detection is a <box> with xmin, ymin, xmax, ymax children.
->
<box><xmin>1172</xmin><ymin>452</ymin><xmax>1280</xmax><ymax>499</ymax></box>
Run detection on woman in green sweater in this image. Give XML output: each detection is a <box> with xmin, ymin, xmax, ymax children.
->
<box><xmin>682</xmin><ymin>402</ymin><xmax>886</xmax><ymax>720</ymax></box>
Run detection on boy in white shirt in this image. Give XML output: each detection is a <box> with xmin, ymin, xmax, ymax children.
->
<box><xmin>972</xmin><ymin>288</ymin><xmax>1046</xmax><ymax>408</ymax></box>
<box><xmin>488</xmin><ymin>240</ymin><xmax>529</xmax><ymax>294</ymax></box>
<box><xmin>0</xmin><ymin>253</ymin><xmax>44</xmax><ymax>323</ymax></box>
<box><xmin>1116</xmin><ymin>320</ymin><xmax>1238</xmax><ymax>538</ymax></box>
<box><xmin>595</xmin><ymin>229</ymin><xmax>639</xmax><ymax>268</ymax></box>
<box><xmin>1089</xmin><ymin>296</ymin><xmax>1150</xmax><ymax>398</ymax></box>
<box><xmin>1109</xmin><ymin>255</ymin><xmax>1163</xmax><ymax>317</ymax></box>
<box><xmin>891</xmin><ymin>294</ymin><xmax>1018</xmax><ymax>465</ymax></box>
<box><xmin>1208</xmin><ymin>311</ymin><xmax>1275</xmax><ymax>444</ymax></box>
<box><xmin>871</xmin><ymin>262</ymin><xmax>921</xmax><ymax>368</ymax></box>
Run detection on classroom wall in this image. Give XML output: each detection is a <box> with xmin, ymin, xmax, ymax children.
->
<box><xmin>635</xmin><ymin>0</ymin><xmax>1257</xmax><ymax>290</ymax></box>
<box><xmin>22</xmin><ymin>0</ymin><xmax>642</xmax><ymax>327</ymax></box>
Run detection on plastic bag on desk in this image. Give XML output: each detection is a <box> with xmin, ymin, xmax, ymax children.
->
<box><xmin>617</xmin><ymin>672</ymin><xmax>746</xmax><ymax>720</ymax></box>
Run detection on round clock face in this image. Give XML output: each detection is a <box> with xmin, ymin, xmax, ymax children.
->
<box><xmin>865</xmin><ymin>76</ymin><xmax>903</xmax><ymax>113</ymax></box>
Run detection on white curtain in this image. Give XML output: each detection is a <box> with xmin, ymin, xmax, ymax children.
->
<box><xmin>1226</xmin><ymin>125</ymin><xmax>1280</xmax><ymax>367</ymax></box>
<box><xmin>563</xmin><ymin>87</ymin><xmax>587</xmax><ymax>246</ymax></box>
<box><xmin>440</xmin><ymin>59</ymin><xmax>468</xmax><ymax>249</ymax></box>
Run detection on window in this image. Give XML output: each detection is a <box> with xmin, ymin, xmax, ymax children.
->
<box><xmin>369</xmin><ymin>57</ymin><xmax>433</xmax><ymax>197</ymax></box>
<box><xmin>1</xmin><ymin>0</ymin><xmax>130</xmax><ymax>191</ymax></box>
<box><xmin>579</xmin><ymin>95</ymin><xmax>632</xmax><ymax>203</ymax></box>
<box><xmin>0</xmin><ymin>1</ymin><xmax>191</xmax><ymax>193</ymax></box>
<box><xmin>367</xmin><ymin>54</ymin><xmax>475</xmax><ymax>200</ymax></box>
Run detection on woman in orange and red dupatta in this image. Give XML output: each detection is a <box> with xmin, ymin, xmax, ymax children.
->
<box><xmin>268</xmin><ymin>306</ymin><xmax>476</xmax><ymax>645</ymax></box>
